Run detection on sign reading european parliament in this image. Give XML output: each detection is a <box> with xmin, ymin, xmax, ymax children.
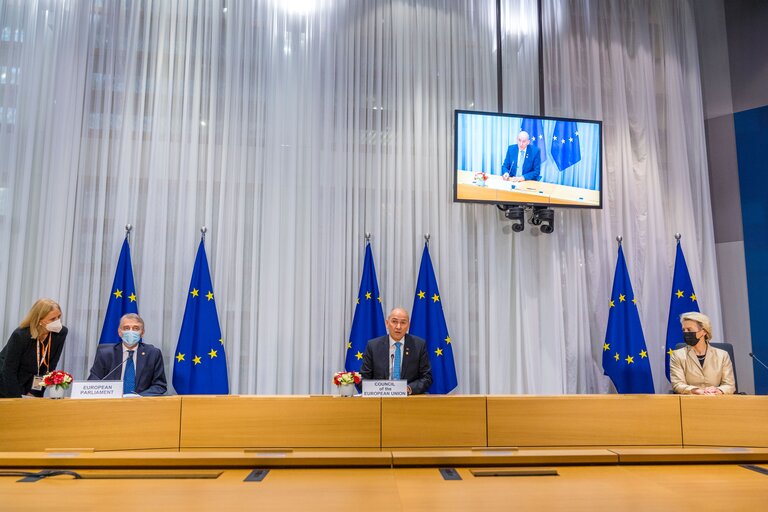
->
<box><xmin>173</xmin><ymin>239</ymin><xmax>229</xmax><ymax>394</ymax></box>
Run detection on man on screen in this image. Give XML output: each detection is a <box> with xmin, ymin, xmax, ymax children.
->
<box><xmin>361</xmin><ymin>308</ymin><xmax>432</xmax><ymax>395</ymax></box>
<box><xmin>88</xmin><ymin>313</ymin><xmax>167</xmax><ymax>396</ymax></box>
<box><xmin>501</xmin><ymin>130</ymin><xmax>542</xmax><ymax>182</ymax></box>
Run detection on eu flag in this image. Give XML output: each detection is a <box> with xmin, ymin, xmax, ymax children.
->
<box><xmin>345</xmin><ymin>243</ymin><xmax>386</xmax><ymax>372</ymax></box>
<box><xmin>551</xmin><ymin>121</ymin><xmax>581</xmax><ymax>171</ymax></box>
<box><xmin>521</xmin><ymin>118</ymin><xmax>547</xmax><ymax>162</ymax></box>
<box><xmin>409</xmin><ymin>244</ymin><xmax>457</xmax><ymax>394</ymax></box>
<box><xmin>602</xmin><ymin>245</ymin><xmax>655</xmax><ymax>393</ymax></box>
<box><xmin>98</xmin><ymin>238</ymin><xmax>139</xmax><ymax>344</ymax></box>
<box><xmin>172</xmin><ymin>240</ymin><xmax>229</xmax><ymax>394</ymax></box>
<box><xmin>664</xmin><ymin>240</ymin><xmax>699</xmax><ymax>380</ymax></box>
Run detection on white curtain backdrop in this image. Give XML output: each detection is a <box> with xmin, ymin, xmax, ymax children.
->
<box><xmin>0</xmin><ymin>0</ymin><xmax>718</xmax><ymax>395</ymax></box>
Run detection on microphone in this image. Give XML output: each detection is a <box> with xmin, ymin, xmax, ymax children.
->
<box><xmin>749</xmin><ymin>352</ymin><xmax>768</xmax><ymax>373</ymax></box>
<box><xmin>390</xmin><ymin>353</ymin><xmax>395</xmax><ymax>380</ymax></box>
<box><xmin>100</xmin><ymin>358</ymin><xmax>126</xmax><ymax>381</ymax></box>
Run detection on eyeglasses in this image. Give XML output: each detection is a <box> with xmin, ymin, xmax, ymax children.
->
<box><xmin>121</xmin><ymin>325</ymin><xmax>142</xmax><ymax>332</ymax></box>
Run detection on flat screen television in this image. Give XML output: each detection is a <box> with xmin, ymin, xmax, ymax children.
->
<box><xmin>453</xmin><ymin>109</ymin><xmax>602</xmax><ymax>209</ymax></box>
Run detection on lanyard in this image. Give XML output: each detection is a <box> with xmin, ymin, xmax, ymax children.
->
<box><xmin>36</xmin><ymin>333</ymin><xmax>51</xmax><ymax>375</ymax></box>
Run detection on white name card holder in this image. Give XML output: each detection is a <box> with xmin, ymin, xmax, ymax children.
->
<box><xmin>362</xmin><ymin>379</ymin><xmax>408</xmax><ymax>397</ymax></box>
<box><xmin>69</xmin><ymin>381</ymin><xmax>123</xmax><ymax>399</ymax></box>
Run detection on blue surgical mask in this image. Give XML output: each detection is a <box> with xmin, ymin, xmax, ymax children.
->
<box><xmin>121</xmin><ymin>330</ymin><xmax>141</xmax><ymax>347</ymax></box>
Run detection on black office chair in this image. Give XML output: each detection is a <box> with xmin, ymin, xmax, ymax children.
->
<box><xmin>674</xmin><ymin>341</ymin><xmax>741</xmax><ymax>393</ymax></box>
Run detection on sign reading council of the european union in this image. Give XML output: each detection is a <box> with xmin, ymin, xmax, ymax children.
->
<box><xmin>69</xmin><ymin>381</ymin><xmax>122</xmax><ymax>399</ymax></box>
<box><xmin>362</xmin><ymin>380</ymin><xmax>408</xmax><ymax>397</ymax></box>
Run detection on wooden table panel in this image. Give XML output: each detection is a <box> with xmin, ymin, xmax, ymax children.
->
<box><xmin>179</xmin><ymin>396</ymin><xmax>381</xmax><ymax>449</ymax></box>
<box><xmin>487</xmin><ymin>395</ymin><xmax>683</xmax><ymax>447</ymax></box>
<box><xmin>0</xmin><ymin>450</ymin><xmax>392</xmax><ymax>468</ymax></box>
<box><xmin>0</xmin><ymin>396</ymin><xmax>181</xmax><ymax>451</ymax></box>
<box><xmin>680</xmin><ymin>395</ymin><xmax>768</xmax><ymax>447</ymax></box>
<box><xmin>381</xmin><ymin>395</ymin><xmax>486</xmax><ymax>448</ymax></box>
<box><xmin>392</xmin><ymin>448</ymin><xmax>617</xmax><ymax>466</ymax></box>
<box><xmin>612</xmin><ymin>447</ymin><xmax>768</xmax><ymax>463</ymax></box>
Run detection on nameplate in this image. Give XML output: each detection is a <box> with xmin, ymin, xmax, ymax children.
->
<box><xmin>69</xmin><ymin>381</ymin><xmax>122</xmax><ymax>399</ymax></box>
<box><xmin>362</xmin><ymin>380</ymin><xmax>407</xmax><ymax>397</ymax></box>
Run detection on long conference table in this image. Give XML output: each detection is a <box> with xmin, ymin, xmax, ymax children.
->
<box><xmin>1</xmin><ymin>394</ymin><xmax>768</xmax><ymax>468</ymax></box>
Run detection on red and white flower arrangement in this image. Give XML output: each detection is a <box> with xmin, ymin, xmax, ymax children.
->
<box><xmin>473</xmin><ymin>172</ymin><xmax>489</xmax><ymax>186</ymax></box>
<box><xmin>333</xmin><ymin>371</ymin><xmax>361</xmax><ymax>386</ymax></box>
<box><xmin>41</xmin><ymin>370</ymin><xmax>74</xmax><ymax>389</ymax></box>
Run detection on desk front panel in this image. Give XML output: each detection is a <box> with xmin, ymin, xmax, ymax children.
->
<box><xmin>381</xmin><ymin>396</ymin><xmax>487</xmax><ymax>448</ymax></box>
<box><xmin>180</xmin><ymin>396</ymin><xmax>381</xmax><ymax>449</ymax></box>
<box><xmin>0</xmin><ymin>396</ymin><xmax>182</xmax><ymax>451</ymax></box>
<box><xmin>680</xmin><ymin>395</ymin><xmax>768</xmax><ymax>447</ymax></box>
<box><xmin>487</xmin><ymin>395</ymin><xmax>683</xmax><ymax>447</ymax></box>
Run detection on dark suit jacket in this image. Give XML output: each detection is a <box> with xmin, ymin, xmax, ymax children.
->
<box><xmin>0</xmin><ymin>326</ymin><xmax>68</xmax><ymax>398</ymax></box>
<box><xmin>360</xmin><ymin>334</ymin><xmax>432</xmax><ymax>395</ymax></box>
<box><xmin>88</xmin><ymin>341</ymin><xmax>167</xmax><ymax>396</ymax></box>
<box><xmin>501</xmin><ymin>144</ymin><xmax>542</xmax><ymax>181</ymax></box>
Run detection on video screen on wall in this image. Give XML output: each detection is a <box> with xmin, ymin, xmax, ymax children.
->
<box><xmin>453</xmin><ymin>110</ymin><xmax>603</xmax><ymax>209</ymax></box>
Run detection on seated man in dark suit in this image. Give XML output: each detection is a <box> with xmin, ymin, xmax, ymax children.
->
<box><xmin>501</xmin><ymin>130</ymin><xmax>542</xmax><ymax>182</ymax></box>
<box><xmin>88</xmin><ymin>313</ymin><xmax>167</xmax><ymax>396</ymax></box>
<box><xmin>361</xmin><ymin>307</ymin><xmax>432</xmax><ymax>395</ymax></box>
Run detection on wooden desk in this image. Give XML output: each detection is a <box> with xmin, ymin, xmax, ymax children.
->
<box><xmin>487</xmin><ymin>395</ymin><xmax>683</xmax><ymax>447</ymax></box>
<box><xmin>179</xmin><ymin>396</ymin><xmax>381</xmax><ymax>449</ymax></box>
<box><xmin>680</xmin><ymin>395</ymin><xmax>768</xmax><ymax>447</ymax></box>
<box><xmin>0</xmin><ymin>396</ymin><xmax>181</xmax><ymax>451</ymax></box>
<box><xmin>3</xmin><ymin>395</ymin><xmax>768</xmax><ymax>455</ymax></box>
<box><xmin>2</xmin><ymin>466</ymin><xmax>768</xmax><ymax>511</ymax></box>
<box><xmin>456</xmin><ymin>171</ymin><xmax>599</xmax><ymax>206</ymax></box>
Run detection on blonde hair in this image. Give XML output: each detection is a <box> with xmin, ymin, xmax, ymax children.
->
<box><xmin>120</xmin><ymin>313</ymin><xmax>144</xmax><ymax>331</ymax></box>
<box><xmin>679</xmin><ymin>311</ymin><xmax>712</xmax><ymax>342</ymax></box>
<box><xmin>19</xmin><ymin>298</ymin><xmax>62</xmax><ymax>339</ymax></box>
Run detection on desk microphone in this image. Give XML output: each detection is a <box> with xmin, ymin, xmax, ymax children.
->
<box><xmin>390</xmin><ymin>353</ymin><xmax>395</xmax><ymax>380</ymax></box>
<box><xmin>749</xmin><ymin>352</ymin><xmax>768</xmax><ymax>373</ymax></box>
<box><xmin>100</xmin><ymin>358</ymin><xmax>126</xmax><ymax>380</ymax></box>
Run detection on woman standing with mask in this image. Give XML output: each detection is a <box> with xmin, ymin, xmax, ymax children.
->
<box><xmin>669</xmin><ymin>311</ymin><xmax>735</xmax><ymax>394</ymax></box>
<box><xmin>0</xmin><ymin>299</ymin><xmax>68</xmax><ymax>398</ymax></box>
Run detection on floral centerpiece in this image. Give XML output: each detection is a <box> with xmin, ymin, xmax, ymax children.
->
<box><xmin>473</xmin><ymin>172</ymin><xmax>489</xmax><ymax>187</ymax></box>
<box><xmin>41</xmin><ymin>370</ymin><xmax>73</xmax><ymax>399</ymax></box>
<box><xmin>333</xmin><ymin>371</ymin><xmax>361</xmax><ymax>396</ymax></box>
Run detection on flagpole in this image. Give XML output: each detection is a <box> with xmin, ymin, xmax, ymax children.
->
<box><xmin>424</xmin><ymin>233</ymin><xmax>430</xmax><ymax>246</ymax></box>
<box><xmin>675</xmin><ymin>233</ymin><xmax>681</xmax><ymax>244</ymax></box>
<box><xmin>125</xmin><ymin>224</ymin><xmax>132</xmax><ymax>243</ymax></box>
<box><xmin>201</xmin><ymin>226</ymin><xmax>207</xmax><ymax>244</ymax></box>
<box><xmin>365</xmin><ymin>232</ymin><xmax>371</xmax><ymax>245</ymax></box>
<box><xmin>616</xmin><ymin>235</ymin><xmax>622</xmax><ymax>246</ymax></box>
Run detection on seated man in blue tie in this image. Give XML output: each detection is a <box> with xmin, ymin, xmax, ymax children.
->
<box><xmin>360</xmin><ymin>307</ymin><xmax>432</xmax><ymax>395</ymax></box>
<box><xmin>88</xmin><ymin>313</ymin><xmax>167</xmax><ymax>396</ymax></box>
<box><xmin>501</xmin><ymin>130</ymin><xmax>542</xmax><ymax>182</ymax></box>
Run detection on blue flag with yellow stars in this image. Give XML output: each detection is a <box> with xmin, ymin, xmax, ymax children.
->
<box><xmin>173</xmin><ymin>240</ymin><xmax>229</xmax><ymax>394</ymax></box>
<box><xmin>345</xmin><ymin>243</ymin><xmax>386</xmax><ymax>372</ymax></box>
<box><xmin>602</xmin><ymin>245</ymin><xmax>655</xmax><ymax>393</ymax></box>
<box><xmin>664</xmin><ymin>241</ymin><xmax>699</xmax><ymax>381</ymax></box>
<box><xmin>521</xmin><ymin>118</ymin><xmax>547</xmax><ymax>163</ymax></box>
<box><xmin>409</xmin><ymin>243</ymin><xmax>458</xmax><ymax>394</ymax></box>
<box><xmin>98</xmin><ymin>238</ymin><xmax>139</xmax><ymax>344</ymax></box>
<box><xmin>551</xmin><ymin>121</ymin><xmax>581</xmax><ymax>171</ymax></box>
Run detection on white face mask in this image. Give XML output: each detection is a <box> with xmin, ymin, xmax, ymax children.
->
<box><xmin>45</xmin><ymin>319</ymin><xmax>63</xmax><ymax>333</ymax></box>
